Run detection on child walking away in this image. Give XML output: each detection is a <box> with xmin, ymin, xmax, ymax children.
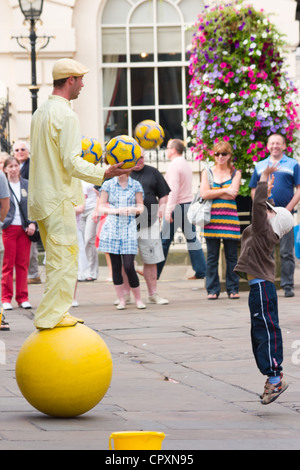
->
<box><xmin>234</xmin><ymin>164</ymin><xmax>294</xmax><ymax>405</ymax></box>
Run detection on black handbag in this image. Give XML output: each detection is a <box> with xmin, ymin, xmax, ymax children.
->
<box><xmin>8</xmin><ymin>182</ymin><xmax>41</xmax><ymax>243</ymax></box>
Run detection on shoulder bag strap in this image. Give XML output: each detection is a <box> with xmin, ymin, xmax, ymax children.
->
<box><xmin>202</xmin><ymin>163</ymin><xmax>214</xmax><ymax>188</ymax></box>
<box><xmin>8</xmin><ymin>181</ymin><xmax>28</xmax><ymax>227</ymax></box>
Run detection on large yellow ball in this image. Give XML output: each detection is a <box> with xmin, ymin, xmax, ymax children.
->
<box><xmin>106</xmin><ymin>135</ymin><xmax>142</xmax><ymax>169</ymax></box>
<box><xmin>15</xmin><ymin>324</ymin><xmax>113</xmax><ymax>418</ymax></box>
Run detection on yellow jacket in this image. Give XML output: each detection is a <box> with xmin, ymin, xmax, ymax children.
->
<box><xmin>28</xmin><ymin>95</ymin><xmax>105</xmax><ymax>220</ymax></box>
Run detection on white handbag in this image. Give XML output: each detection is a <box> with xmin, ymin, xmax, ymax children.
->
<box><xmin>187</xmin><ymin>166</ymin><xmax>214</xmax><ymax>227</ymax></box>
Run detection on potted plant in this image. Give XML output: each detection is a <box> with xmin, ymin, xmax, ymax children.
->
<box><xmin>185</xmin><ymin>0</ymin><xmax>300</xmax><ymax>197</ymax></box>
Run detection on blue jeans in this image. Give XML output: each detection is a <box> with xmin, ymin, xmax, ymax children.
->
<box><xmin>157</xmin><ymin>203</ymin><xmax>206</xmax><ymax>279</ymax></box>
<box><xmin>249</xmin><ymin>281</ymin><xmax>283</xmax><ymax>378</ymax></box>
<box><xmin>205</xmin><ymin>238</ymin><xmax>239</xmax><ymax>296</ymax></box>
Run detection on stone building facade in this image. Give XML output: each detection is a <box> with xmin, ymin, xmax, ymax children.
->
<box><xmin>0</xmin><ymin>0</ymin><xmax>299</xmax><ymax>145</ymax></box>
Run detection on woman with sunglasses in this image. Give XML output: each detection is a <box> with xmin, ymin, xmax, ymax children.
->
<box><xmin>200</xmin><ymin>142</ymin><xmax>241</xmax><ymax>300</ymax></box>
<box><xmin>1</xmin><ymin>156</ymin><xmax>36</xmax><ymax>312</ymax></box>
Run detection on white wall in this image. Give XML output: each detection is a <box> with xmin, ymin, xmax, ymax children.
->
<box><xmin>0</xmin><ymin>0</ymin><xmax>299</xmax><ymax>144</ymax></box>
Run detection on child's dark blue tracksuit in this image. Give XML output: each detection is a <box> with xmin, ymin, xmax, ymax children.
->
<box><xmin>248</xmin><ymin>280</ymin><xmax>283</xmax><ymax>378</ymax></box>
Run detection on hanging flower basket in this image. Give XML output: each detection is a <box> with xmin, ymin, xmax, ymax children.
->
<box><xmin>185</xmin><ymin>0</ymin><xmax>300</xmax><ymax>195</ymax></box>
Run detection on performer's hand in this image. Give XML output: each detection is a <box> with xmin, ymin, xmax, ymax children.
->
<box><xmin>104</xmin><ymin>162</ymin><xmax>129</xmax><ymax>179</ymax></box>
<box><xmin>104</xmin><ymin>158</ymin><xmax>144</xmax><ymax>179</ymax></box>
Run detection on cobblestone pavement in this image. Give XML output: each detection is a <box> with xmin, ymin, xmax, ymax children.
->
<box><xmin>0</xmin><ymin>264</ymin><xmax>300</xmax><ymax>450</ymax></box>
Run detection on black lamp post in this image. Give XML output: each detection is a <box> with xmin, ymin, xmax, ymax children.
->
<box><xmin>13</xmin><ymin>0</ymin><xmax>53</xmax><ymax>114</ymax></box>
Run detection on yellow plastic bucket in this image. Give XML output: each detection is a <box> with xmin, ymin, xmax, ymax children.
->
<box><xmin>109</xmin><ymin>431</ymin><xmax>165</xmax><ymax>450</ymax></box>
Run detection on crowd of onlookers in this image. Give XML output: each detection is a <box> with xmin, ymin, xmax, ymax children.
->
<box><xmin>0</xmin><ymin>132</ymin><xmax>299</xmax><ymax>332</ymax></box>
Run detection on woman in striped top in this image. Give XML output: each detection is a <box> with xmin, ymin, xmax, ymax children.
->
<box><xmin>200</xmin><ymin>142</ymin><xmax>241</xmax><ymax>300</ymax></box>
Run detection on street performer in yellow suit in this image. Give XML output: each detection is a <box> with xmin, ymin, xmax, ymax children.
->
<box><xmin>29</xmin><ymin>58</ymin><xmax>138</xmax><ymax>329</ymax></box>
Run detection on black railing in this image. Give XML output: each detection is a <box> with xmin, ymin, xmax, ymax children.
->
<box><xmin>0</xmin><ymin>90</ymin><xmax>11</xmax><ymax>154</ymax></box>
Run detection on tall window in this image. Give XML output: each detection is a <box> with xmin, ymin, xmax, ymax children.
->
<box><xmin>100</xmin><ymin>0</ymin><xmax>204</xmax><ymax>146</ymax></box>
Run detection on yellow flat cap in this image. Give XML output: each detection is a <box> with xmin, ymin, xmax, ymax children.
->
<box><xmin>52</xmin><ymin>58</ymin><xmax>89</xmax><ymax>80</ymax></box>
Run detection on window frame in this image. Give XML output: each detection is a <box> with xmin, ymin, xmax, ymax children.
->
<box><xmin>99</xmin><ymin>0</ymin><xmax>197</xmax><ymax>146</ymax></box>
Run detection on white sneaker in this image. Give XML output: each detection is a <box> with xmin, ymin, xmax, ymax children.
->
<box><xmin>114</xmin><ymin>294</ymin><xmax>131</xmax><ymax>306</ymax></box>
<box><xmin>136</xmin><ymin>302</ymin><xmax>146</xmax><ymax>309</ymax></box>
<box><xmin>147</xmin><ymin>293</ymin><xmax>169</xmax><ymax>305</ymax></box>
<box><xmin>3</xmin><ymin>302</ymin><xmax>13</xmax><ymax>310</ymax></box>
<box><xmin>19</xmin><ymin>301</ymin><xmax>32</xmax><ymax>309</ymax></box>
<box><xmin>116</xmin><ymin>303</ymin><xmax>126</xmax><ymax>310</ymax></box>
<box><xmin>71</xmin><ymin>300</ymin><xmax>79</xmax><ymax>307</ymax></box>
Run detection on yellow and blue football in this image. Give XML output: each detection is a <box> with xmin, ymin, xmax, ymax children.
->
<box><xmin>106</xmin><ymin>135</ymin><xmax>142</xmax><ymax>169</ymax></box>
<box><xmin>81</xmin><ymin>137</ymin><xmax>102</xmax><ymax>165</ymax></box>
<box><xmin>134</xmin><ymin>119</ymin><xmax>165</xmax><ymax>149</ymax></box>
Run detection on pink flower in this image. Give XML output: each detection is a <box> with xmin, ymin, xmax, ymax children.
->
<box><xmin>286</xmin><ymin>146</ymin><xmax>293</xmax><ymax>152</ymax></box>
<box><xmin>252</xmin><ymin>155</ymin><xmax>258</xmax><ymax>162</ymax></box>
<box><xmin>239</xmin><ymin>90</ymin><xmax>246</xmax><ymax>96</ymax></box>
<box><xmin>250</xmin><ymin>112</ymin><xmax>256</xmax><ymax>117</ymax></box>
<box><xmin>249</xmin><ymin>84</ymin><xmax>257</xmax><ymax>90</ymax></box>
<box><xmin>199</xmin><ymin>35</ymin><xmax>206</xmax><ymax>43</ymax></box>
<box><xmin>241</xmin><ymin>130</ymin><xmax>247</xmax><ymax>136</ymax></box>
<box><xmin>255</xmin><ymin>121</ymin><xmax>261</xmax><ymax>127</ymax></box>
<box><xmin>265</xmin><ymin>102</ymin><xmax>270</xmax><ymax>108</ymax></box>
<box><xmin>227</xmin><ymin>72</ymin><xmax>234</xmax><ymax>78</ymax></box>
<box><xmin>195</xmin><ymin>152</ymin><xmax>204</xmax><ymax>160</ymax></box>
<box><xmin>223</xmin><ymin>135</ymin><xmax>230</xmax><ymax>141</ymax></box>
<box><xmin>224</xmin><ymin>77</ymin><xmax>230</xmax><ymax>84</ymax></box>
<box><xmin>258</xmin><ymin>151</ymin><xmax>266</xmax><ymax>159</ymax></box>
<box><xmin>211</xmin><ymin>98</ymin><xmax>216</xmax><ymax>103</ymax></box>
<box><xmin>220</xmin><ymin>62</ymin><xmax>228</xmax><ymax>69</ymax></box>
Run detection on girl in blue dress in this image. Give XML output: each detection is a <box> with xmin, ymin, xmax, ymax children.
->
<box><xmin>97</xmin><ymin>173</ymin><xmax>145</xmax><ymax>309</ymax></box>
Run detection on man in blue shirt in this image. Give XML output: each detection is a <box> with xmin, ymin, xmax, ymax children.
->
<box><xmin>249</xmin><ymin>134</ymin><xmax>300</xmax><ymax>297</ymax></box>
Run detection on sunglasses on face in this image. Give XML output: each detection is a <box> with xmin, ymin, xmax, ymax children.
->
<box><xmin>214</xmin><ymin>152</ymin><xmax>229</xmax><ymax>157</ymax></box>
